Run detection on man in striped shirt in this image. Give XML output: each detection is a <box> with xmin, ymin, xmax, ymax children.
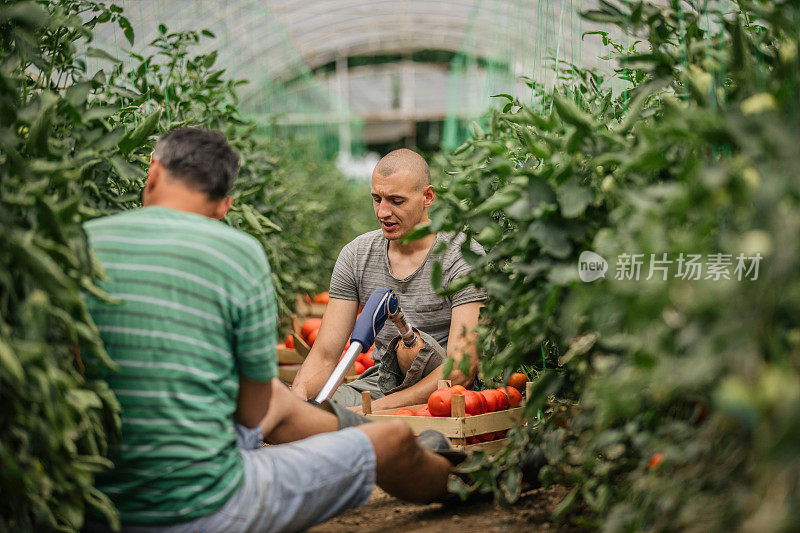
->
<box><xmin>83</xmin><ymin>128</ymin><xmax>451</xmax><ymax>531</ymax></box>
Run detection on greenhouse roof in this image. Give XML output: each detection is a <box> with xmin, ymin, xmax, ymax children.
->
<box><xmin>91</xmin><ymin>1</ymin><xmax>626</xmax><ymax>151</ymax></box>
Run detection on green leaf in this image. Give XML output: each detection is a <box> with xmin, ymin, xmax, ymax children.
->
<box><xmin>65</xmin><ymin>82</ymin><xmax>92</xmax><ymax>108</ymax></box>
<box><xmin>553</xmin><ymin>488</ymin><xmax>579</xmax><ymax>520</ymax></box>
<box><xmin>528</xmin><ymin>221</ymin><xmax>571</xmax><ymax>258</ymax></box>
<box><xmin>500</xmin><ymin>467</ymin><xmax>522</xmax><ymax>503</ymax></box>
<box><xmin>201</xmin><ymin>29</ymin><xmax>216</xmax><ymax>38</ymax></box>
<box><xmin>85</xmin><ymin>46</ymin><xmax>121</xmax><ymax>64</ymax></box>
<box><xmin>447</xmin><ymin>475</ymin><xmax>472</xmax><ymax>501</ymax></box>
<box><xmin>401</xmin><ymin>221</ymin><xmax>433</xmax><ymax>243</ymax></box>
<box><xmin>109</xmin><ymin>156</ymin><xmax>144</xmax><ymax>182</ymax></box>
<box><xmin>118</xmin><ymin>16</ymin><xmax>134</xmax><ymax>46</ymax></box>
<box><xmin>553</xmin><ymin>94</ymin><xmax>596</xmax><ymax>131</ymax></box>
<box><xmin>475</xmin><ymin>224</ymin><xmax>503</xmax><ymax>247</ymax></box>
<box><xmin>557</xmin><ymin>180</ymin><xmax>593</xmax><ymax>218</ymax></box>
<box><xmin>202</xmin><ymin>50</ymin><xmax>218</xmax><ymax>69</ymax></box>
<box><xmin>431</xmin><ymin>261</ymin><xmax>442</xmax><ymax>289</ymax></box>
<box><xmin>442</xmin><ymin>357</ymin><xmax>454</xmax><ymax>378</ymax></box>
<box><xmin>472</xmin><ymin>188</ymin><xmax>521</xmax><ymax>216</ymax></box>
<box><xmin>471</xmin><ymin>121</ymin><xmax>485</xmax><ymax>140</ymax></box>
<box><xmin>0</xmin><ymin>2</ymin><xmax>48</xmax><ymax>27</ymax></box>
<box><xmin>118</xmin><ymin>108</ymin><xmax>161</xmax><ymax>154</ymax></box>
<box><xmin>0</xmin><ymin>338</ymin><xmax>24</xmax><ymax>383</ymax></box>
<box><xmin>82</xmin><ymin>106</ymin><xmax>116</xmax><ymax>122</ymax></box>
<box><xmin>26</xmin><ymin>91</ymin><xmax>58</xmax><ymax>155</ymax></box>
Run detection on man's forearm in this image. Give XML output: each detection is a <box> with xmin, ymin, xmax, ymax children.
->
<box><xmin>260</xmin><ymin>379</ymin><xmax>339</xmax><ymax>443</ymax></box>
<box><xmin>291</xmin><ymin>349</ymin><xmax>337</xmax><ymax>399</ymax></box>
<box><xmin>368</xmin><ymin>363</ymin><xmax>473</xmax><ymax>411</ymax></box>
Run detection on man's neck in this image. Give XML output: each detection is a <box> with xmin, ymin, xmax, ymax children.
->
<box><xmin>145</xmin><ymin>197</ymin><xmax>218</xmax><ymax>219</ymax></box>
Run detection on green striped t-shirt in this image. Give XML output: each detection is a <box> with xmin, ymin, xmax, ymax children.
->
<box><xmin>83</xmin><ymin>206</ymin><xmax>277</xmax><ymax>525</ymax></box>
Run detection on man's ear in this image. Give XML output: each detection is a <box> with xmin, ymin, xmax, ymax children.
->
<box><xmin>213</xmin><ymin>196</ymin><xmax>234</xmax><ymax>220</ymax></box>
<box><xmin>423</xmin><ymin>185</ymin><xmax>435</xmax><ymax>208</ymax></box>
<box><xmin>142</xmin><ymin>158</ymin><xmax>163</xmax><ymax>206</ymax></box>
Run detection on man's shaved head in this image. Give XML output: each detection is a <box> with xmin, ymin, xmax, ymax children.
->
<box><xmin>373</xmin><ymin>148</ymin><xmax>431</xmax><ymax>190</ymax></box>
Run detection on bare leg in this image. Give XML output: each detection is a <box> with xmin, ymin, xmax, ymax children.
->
<box><xmin>260</xmin><ymin>380</ymin><xmax>451</xmax><ymax>503</ymax></box>
<box><xmin>358</xmin><ymin>420</ymin><xmax>452</xmax><ymax>503</ymax></box>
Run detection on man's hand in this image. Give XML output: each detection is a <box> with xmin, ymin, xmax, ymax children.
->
<box><xmin>291</xmin><ymin>298</ymin><xmax>359</xmax><ymax>400</ymax></box>
<box><xmin>443</xmin><ymin>301</ymin><xmax>482</xmax><ymax>385</ymax></box>
<box><xmin>396</xmin><ymin>332</ymin><xmax>423</xmax><ymax>375</ymax></box>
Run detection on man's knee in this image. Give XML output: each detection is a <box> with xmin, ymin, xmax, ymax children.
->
<box><xmin>358</xmin><ymin>420</ymin><xmax>416</xmax><ymax>463</ymax></box>
<box><xmin>383</xmin><ymin>420</ymin><xmax>415</xmax><ymax>451</ymax></box>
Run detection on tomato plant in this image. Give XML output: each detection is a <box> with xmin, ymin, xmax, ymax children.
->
<box><xmin>433</xmin><ymin>1</ymin><xmax>800</xmax><ymax>529</ymax></box>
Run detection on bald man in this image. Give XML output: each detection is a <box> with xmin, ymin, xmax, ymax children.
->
<box><xmin>292</xmin><ymin>149</ymin><xmax>486</xmax><ymax>410</ymax></box>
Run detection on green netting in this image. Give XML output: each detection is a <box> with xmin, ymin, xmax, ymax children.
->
<box><xmin>442</xmin><ymin>0</ymin><xmax>620</xmax><ymax>151</ymax></box>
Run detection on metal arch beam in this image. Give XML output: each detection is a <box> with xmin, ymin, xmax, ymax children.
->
<box><xmin>229</xmin><ymin>0</ymin><xmax>571</xmax><ymax>81</ymax></box>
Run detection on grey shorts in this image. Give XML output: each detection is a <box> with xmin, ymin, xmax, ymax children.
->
<box><xmin>86</xmin><ymin>427</ymin><xmax>376</xmax><ymax>533</ymax></box>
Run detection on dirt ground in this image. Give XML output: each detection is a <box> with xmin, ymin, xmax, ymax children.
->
<box><xmin>309</xmin><ymin>485</ymin><xmax>576</xmax><ymax>533</ymax></box>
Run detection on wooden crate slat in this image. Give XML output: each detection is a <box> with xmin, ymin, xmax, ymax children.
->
<box><xmin>277</xmin><ymin>346</ymin><xmax>305</xmax><ymax>364</ymax></box>
<box><xmin>278</xmin><ymin>365</ymin><xmax>301</xmax><ymax>383</ymax></box>
<box><xmin>455</xmin><ymin>438</ymin><xmax>511</xmax><ymax>454</ymax></box>
<box><xmin>365</xmin><ymin>412</ymin><xmax>465</xmax><ymax>435</ymax></box>
<box><xmin>292</xmin><ymin>334</ymin><xmax>310</xmax><ymax>357</ymax></box>
<box><xmin>365</xmin><ymin>406</ymin><xmax>524</xmax><ymax>438</ymax></box>
<box><xmin>463</xmin><ymin>407</ymin><xmax>524</xmax><ymax>436</ymax></box>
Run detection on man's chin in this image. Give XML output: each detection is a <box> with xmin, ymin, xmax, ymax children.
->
<box><xmin>381</xmin><ymin>227</ymin><xmax>405</xmax><ymax>240</ymax></box>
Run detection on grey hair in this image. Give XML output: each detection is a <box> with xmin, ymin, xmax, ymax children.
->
<box><xmin>152</xmin><ymin>127</ymin><xmax>240</xmax><ymax>200</ymax></box>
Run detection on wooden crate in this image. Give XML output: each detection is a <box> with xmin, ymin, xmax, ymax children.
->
<box><xmin>361</xmin><ymin>382</ymin><xmax>528</xmax><ymax>453</ymax></box>
<box><xmin>278</xmin><ymin>364</ymin><xmax>360</xmax><ymax>385</ymax></box>
<box><xmin>276</xmin><ymin>343</ymin><xmax>360</xmax><ymax>385</ymax></box>
<box><xmin>277</xmin><ymin>345</ymin><xmax>305</xmax><ymax>365</ymax></box>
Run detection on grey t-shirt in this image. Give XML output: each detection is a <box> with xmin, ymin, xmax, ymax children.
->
<box><xmin>329</xmin><ymin>229</ymin><xmax>486</xmax><ymax>360</ymax></box>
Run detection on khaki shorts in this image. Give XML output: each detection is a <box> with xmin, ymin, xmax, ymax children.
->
<box><xmin>331</xmin><ymin>365</ymin><xmax>384</xmax><ymax>407</ymax></box>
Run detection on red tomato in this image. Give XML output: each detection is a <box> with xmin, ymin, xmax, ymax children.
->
<box><xmin>307</xmin><ymin>328</ymin><xmax>319</xmax><ymax>347</ymax></box>
<box><xmin>452</xmin><ymin>385</ymin><xmax>467</xmax><ymax>393</ymax></box>
<box><xmin>648</xmin><ymin>453</ymin><xmax>664</xmax><ymax>469</ymax></box>
<box><xmin>476</xmin><ymin>391</ymin><xmax>488</xmax><ymax>413</ymax></box>
<box><xmin>464</xmin><ymin>390</ymin><xmax>486</xmax><ymax>415</ymax></box>
<box><xmin>476</xmin><ymin>432</ymin><xmax>495</xmax><ymax>442</ymax></box>
<box><xmin>395</xmin><ymin>408</ymin><xmax>416</xmax><ymax>416</ymax></box>
<box><xmin>354</xmin><ymin>361</ymin><xmax>366</xmax><ymax>375</ymax></box>
<box><xmin>313</xmin><ymin>291</ymin><xmax>329</xmax><ymax>304</ymax></box>
<box><xmin>500</xmin><ymin>386</ymin><xmax>523</xmax><ymax>407</ymax></box>
<box><xmin>414</xmin><ymin>405</ymin><xmax>432</xmax><ymax>417</ymax></box>
<box><xmin>480</xmin><ymin>389</ymin><xmax>498</xmax><ymax>412</ymax></box>
<box><xmin>301</xmin><ymin>318</ymin><xmax>321</xmax><ymax>340</ymax></box>
<box><xmin>427</xmin><ymin>388</ymin><xmax>456</xmax><ymax>417</ymax></box>
<box><xmin>466</xmin><ymin>436</ymin><xmax>480</xmax><ymax>445</ymax></box>
<box><xmin>494</xmin><ymin>388</ymin><xmax>510</xmax><ymax>410</ymax></box>
<box><xmin>284</xmin><ymin>335</ymin><xmax>295</xmax><ymax>349</ymax></box>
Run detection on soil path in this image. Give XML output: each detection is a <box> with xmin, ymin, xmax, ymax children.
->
<box><xmin>309</xmin><ymin>485</ymin><xmax>575</xmax><ymax>532</ymax></box>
